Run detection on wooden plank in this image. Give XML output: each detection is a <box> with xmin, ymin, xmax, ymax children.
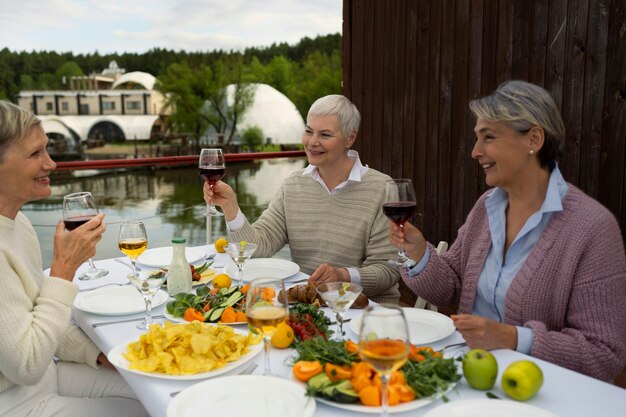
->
<box><xmin>370</xmin><ymin>0</ymin><xmax>386</xmax><ymax>171</ymax></box>
<box><xmin>599</xmin><ymin>0</ymin><xmax>626</xmax><ymax>228</ymax></box>
<box><xmin>451</xmin><ymin>0</ymin><xmax>470</xmax><ymax>233</ymax></box>
<box><xmin>342</xmin><ymin>0</ymin><xmax>353</xmax><ymax>99</ymax></box>
<box><xmin>560</xmin><ymin>0</ymin><xmax>589</xmax><ymax>185</ymax></box>
<box><xmin>360</xmin><ymin>0</ymin><xmax>376</xmax><ymax>164</ymax></box>
<box><xmin>402</xmin><ymin>1</ymin><xmax>419</xmax><ymax>181</ymax></box>
<box><xmin>387</xmin><ymin>0</ymin><xmax>407</xmax><ymax>177</ymax></box>
<box><xmin>511</xmin><ymin>0</ymin><xmax>531</xmax><ymax>80</ymax></box>
<box><xmin>579</xmin><ymin>0</ymin><xmax>609</xmax><ymax>197</ymax></box>
<box><xmin>545</xmin><ymin>0</ymin><xmax>568</xmax><ymax>111</ymax></box>
<box><xmin>529</xmin><ymin>0</ymin><xmax>549</xmax><ymax>85</ymax></box>
<box><xmin>349</xmin><ymin>0</ymin><xmax>365</xmax><ymax>121</ymax></box>
<box><xmin>495</xmin><ymin>0</ymin><xmax>513</xmax><ymax>83</ymax></box>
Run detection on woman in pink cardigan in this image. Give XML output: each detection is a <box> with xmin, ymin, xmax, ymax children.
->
<box><xmin>391</xmin><ymin>80</ymin><xmax>626</xmax><ymax>381</ymax></box>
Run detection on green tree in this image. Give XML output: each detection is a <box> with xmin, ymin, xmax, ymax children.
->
<box><xmin>240</xmin><ymin>126</ymin><xmax>264</xmax><ymax>150</ymax></box>
<box><xmin>55</xmin><ymin>61</ymin><xmax>84</xmax><ymax>89</ymax></box>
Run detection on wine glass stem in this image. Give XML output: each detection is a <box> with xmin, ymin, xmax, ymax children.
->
<box><xmin>143</xmin><ymin>292</ymin><xmax>153</xmax><ymax>327</ymax></box>
<box><xmin>336</xmin><ymin>312</ymin><xmax>344</xmax><ymax>339</ymax></box>
<box><xmin>130</xmin><ymin>259</ymin><xmax>138</xmax><ymax>277</ymax></box>
<box><xmin>263</xmin><ymin>336</ymin><xmax>272</xmax><ymax>376</ymax></box>
<box><xmin>381</xmin><ymin>374</ymin><xmax>390</xmax><ymax>417</ymax></box>
<box><xmin>398</xmin><ymin>223</ymin><xmax>407</xmax><ymax>259</ymax></box>
<box><xmin>87</xmin><ymin>258</ymin><xmax>97</xmax><ymax>272</ymax></box>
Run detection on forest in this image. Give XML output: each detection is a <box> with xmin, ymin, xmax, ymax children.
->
<box><xmin>0</xmin><ymin>33</ymin><xmax>342</xmax><ymax>119</ymax></box>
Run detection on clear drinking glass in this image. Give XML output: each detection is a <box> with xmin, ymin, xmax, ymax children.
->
<box><xmin>199</xmin><ymin>148</ymin><xmax>226</xmax><ymax>217</ymax></box>
<box><xmin>224</xmin><ymin>242</ymin><xmax>257</xmax><ymax>281</ymax></box>
<box><xmin>383</xmin><ymin>179</ymin><xmax>417</xmax><ymax>267</ymax></box>
<box><xmin>62</xmin><ymin>192</ymin><xmax>109</xmax><ymax>280</ymax></box>
<box><xmin>129</xmin><ymin>269</ymin><xmax>167</xmax><ymax>330</ymax></box>
<box><xmin>245</xmin><ymin>277</ymin><xmax>288</xmax><ymax>376</ymax></box>
<box><xmin>316</xmin><ymin>282</ymin><xmax>363</xmax><ymax>340</ymax></box>
<box><xmin>118</xmin><ymin>221</ymin><xmax>148</xmax><ymax>278</ymax></box>
<box><xmin>358</xmin><ymin>305</ymin><xmax>410</xmax><ymax>417</ymax></box>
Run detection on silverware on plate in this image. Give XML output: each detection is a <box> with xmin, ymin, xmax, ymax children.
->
<box><xmin>114</xmin><ymin>257</ymin><xmax>141</xmax><ymax>271</ymax></box>
<box><xmin>92</xmin><ymin>314</ymin><xmax>165</xmax><ymax>328</ymax></box>
<box><xmin>79</xmin><ymin>283</ymin><xmax>128</xmax><ymax>292</ymax></box>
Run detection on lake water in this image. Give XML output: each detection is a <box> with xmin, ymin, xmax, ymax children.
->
<box><xmin>24</xmin><ymin>157</ymin><xmax>308</xmax><ymax>268</ymax></box>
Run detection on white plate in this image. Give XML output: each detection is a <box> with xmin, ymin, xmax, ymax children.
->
<box><xmin>107</xmin><ymin>327</ymin><xmax>263</xmax><ymax>381</ymax></box>
<box><xmin>423</xmin><ymin>399</ymin><xmax>558</xmax><ymax>417</ymax></box>
<box><xmin>291</xmin><ymin>373</ymin><xmax>455</xmax><ymax>414</ymax></box>
<box><xmin>74</xmin><ymin>285</ymin><xmax>168</xmax><ymax>316</ymax></box>
<box><xmin>350</xmin><ymin>307</ymin><xmax>455</xmax><ymax>345</ymax></box>
<box><xmin>224</xmin><ymin>258</ymin><xmax>300</xmax><ymax>282</ymax></box>
<box><xmin>137</xmin><ymin>247</ymin><xmax>205</xmax><ymax>268</ymax></box>
<box><xmin>167</xmin><ymin>375</ymin><xmax>315</xmax><ymax>417</ymax></box>
<box><xmin>164</xmin><ymin>310</ymin><xmax>247</xmax><ymax>326</ymax></box>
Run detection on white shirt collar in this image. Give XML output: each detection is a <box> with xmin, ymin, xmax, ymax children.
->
<box><xmin>303</xmin><ymin>149</ymin><xmax>369</xmax><ymax>194</ymax></box>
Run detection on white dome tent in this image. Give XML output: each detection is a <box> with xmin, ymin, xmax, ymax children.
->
<box><xmin>208</xmin><ymin>83</ymin><xmax>304</xmax><ymax>145</ymax></box>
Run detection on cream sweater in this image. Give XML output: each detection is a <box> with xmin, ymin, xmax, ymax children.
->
<box><xmin>0</xmin><ymin>212</ymin><xmax>100</xmax><ymax>394</ymax></box>
<box><xmin>229</xmin><ymin>169</ymin><xmax>401</xmax><ymax>303</ymax></box>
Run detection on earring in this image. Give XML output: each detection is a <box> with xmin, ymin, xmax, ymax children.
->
<box><xmin>529</xmin><ymin>150</ymin><xmax>535</xmax><ymax>155</ymax></box>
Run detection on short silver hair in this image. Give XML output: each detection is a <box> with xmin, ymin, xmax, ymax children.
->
<box><xmin>469</xmin><ymin>80</ymin><xmax>565</xmax><ymax>167</ymax></box>
<box><xmin>307</xmin><ymin>95</ymin><xmax>361</xmax><ymax>140</ymax></box>
<box><xmin>0</xmin><ymin>100</ymin><xmax>41</xmax><ymax>161</ymax></box>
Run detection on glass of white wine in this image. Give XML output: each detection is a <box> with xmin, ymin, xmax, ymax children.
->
<box><xmin>117</xmin><ymin>221</ymin><xmax>148</xmax><ymax>278</ymax></box>
<box><xmin>358</xmin><ymin>305</ymin><xmax>410</xmax><ymax>417</ymax></box>
<box><xmin>317</xmin><ymin>282</ymin><xmax>362</xmax><ymax>340</ymax></box>
<box><xmin>245</xmin><ymin>277</ymin><xmax>288</xmax><ymax>376</ymax></box>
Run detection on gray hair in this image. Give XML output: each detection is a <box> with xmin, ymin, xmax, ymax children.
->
<box><xmin>0</xmin><ymin>100</ymin><xmax>41</xmax><ymax>161</ymax></box>
<box><xmin>307</xmin><ymin>95</ymin><xmax>361</xmax><ymax>140</ymax></box>
<box><xmin>469</xmin><ymin>80</ymin><xmax>565</xmax><ymax>167</ymax></box>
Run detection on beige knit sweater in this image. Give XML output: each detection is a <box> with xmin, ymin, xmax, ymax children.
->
<box><xmin>229</xmin><ymin>169</ymin><xmax>401</xmax><ymax>303</ymax></box>
<box><xmin>0</xmin><ymin>212</ymin><xmax>100</xmax><ymax>394</ymax></box>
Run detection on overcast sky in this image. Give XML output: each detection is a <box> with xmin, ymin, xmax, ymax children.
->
<box><xmin>0</xmin><ymin>0</ymin><xmax>343</xmax><ymax>54</ymax></box>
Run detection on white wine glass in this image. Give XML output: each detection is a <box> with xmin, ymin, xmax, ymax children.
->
<box><xmin>62</xmin><ymin>192</ymin><xmax>108</xmax><ymax>281</ymax></box>
<box><xmin>245</xmin><ymin>277</ymin><xmax>288</xmax><ymax>376</ymax></box>
<box><xmin>383</xmin><ymin>179</ymin><xmax>417</xmax><ymax>267</ymax></box>
<box><xmin>199</xmin><ymin>148</ymin><xmax>225</xmax><ymax>217</ymax></box>
<box><xmin>118</xmin><ymin>221</ymin><xmax>148</xmax><ymax>278</ymax></box>
<box><xmin>358</xmin><ymin>305</ymin><xmax>410</xmax><ymax>417</ymax></box>
<box><xmin>316</xmin><ymin>282</ymin><xmax>362</xmax><ymax>340</ymax></box>
<box><xmin>130</xmin><ymin>269</ymin><xmax>167</xmax><ymax>330</ymax></box>
<box><xmin>224</xmin><ymin>242</ymin><xmax>257</xmax><ymax>281</ymax></box>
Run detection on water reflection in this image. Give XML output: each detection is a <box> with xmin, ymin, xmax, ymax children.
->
<box><xmin>24</xmin><ymin>157</ymin><xmax>307</xmax><ymax>268</ymax></box>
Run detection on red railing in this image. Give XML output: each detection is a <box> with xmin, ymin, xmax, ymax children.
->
<box><xmin>55</xmin><ymin>150</ymin><xmax>306</xmax><ymax>171</ymax></box>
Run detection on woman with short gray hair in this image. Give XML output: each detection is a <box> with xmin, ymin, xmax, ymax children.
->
<box><xmin>0</xmin><ymin>100</ymin><xmax>148</xmax><ymax>416</ymax></box>
<box><xmin>391</xmin><ymin>81</ymin><xmax>626</xmax><ymax>381</ymax></box>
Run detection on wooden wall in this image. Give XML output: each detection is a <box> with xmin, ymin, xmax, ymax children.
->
<box><xmin>342</xmin><ymin>0</ymin><xmax>626</xmax><ymax>248</ymax></box>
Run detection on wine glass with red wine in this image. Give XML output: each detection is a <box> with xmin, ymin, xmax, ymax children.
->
<box><xmin>62</xmin><ymin>191</ymin><xmax>109</xmax><ymax>280</ymax></box>
<box><xmin>199</xmin><ymin>148</ymin><xmax>225</xmax><ymax>217</ymax></box>
<box><xmin>383</xmin><ymin>179</ymin><xmax>417</xmax><ymax>267</ymax></box>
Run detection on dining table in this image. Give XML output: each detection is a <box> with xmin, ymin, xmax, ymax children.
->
<box><xmin>69</xmin><ymin>244</ymin><xmax>626</xmax><ymax>417</ymax></box>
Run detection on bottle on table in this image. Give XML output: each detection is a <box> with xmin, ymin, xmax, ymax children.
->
<box><xmin>166</xmin><ymin>237</ymin><xmax>192</xmax><ymax>295</ymax></box>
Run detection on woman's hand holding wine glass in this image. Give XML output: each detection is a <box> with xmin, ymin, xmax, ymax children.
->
<box><xmin>61</xmin><ymin>192</ymin><xmax>109</xmax><ymax>281</ymax></box>
<box><xmin>358</xmin><ymin>305</ymin><xmax>410</xmax><ymax>417</ymax></box>
<box><xmin>199</xmin><ymin>148</ymin><xmax>225</xmax><ymax>217</ymax></box>
<box><xmin>383</xmin><ymin>179</ymin><xmax>418</xmax><ymax>267</ymax></box>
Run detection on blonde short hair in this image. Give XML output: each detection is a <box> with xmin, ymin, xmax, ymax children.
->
<box><xmin>307</xmin><ymin>95</ymin><xmax>361</xmax><ymax>140</ymax></box>
<box><xmin>469</xmin><ymin>80</ymin><xmax>565</xmax><ymax>167</ymax></box>
<box><xmin>0</xmin><ymin>100</ymin><xmax>41</xmax><ymax>161</ymax></box>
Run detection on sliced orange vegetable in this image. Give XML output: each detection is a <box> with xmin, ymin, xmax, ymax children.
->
<box><xmin>261</xmin><ymin>287</ymin><xmax>276</xmax><ymax>301</ymax></box>
<box><xmin>293</xmin><ymin>360</ymin><xmax>323</xmax><ymax>382</ymax></box>
<box><xmin>344</xmin><ymin>339</ymin><xmax>359</xmax><ymax>354</ymax></box>
<box><xmin>351</xmin><ymin>372</ymin><xmax>372</xmax><ymax>392</ymax></box>
<box><xmin>352</xmin><ymin>361</ymin><xmax>374</xmax><ymax>377</ymax></box>
<box><xmin>359</xmin><ymin>385</ymin><xmax>381</xmax><ymax>407</ymax></box>
<box><xmin>409</xmin><ymin>345</ymin><xmax>426</xmax><ymax>362</ymax></box>
<box><xmin>241</xmin><ymin>283</ymin><xmax>250</xmax><ymax>295</ymax></box>
<box><xmin>183</xmin><ymin>307</ymin><xmax>205</xmax><ymax>322</ymax></box>
<box><xmin>235</xmin><ymin>310</ymin><xmax>247</xmax><ymax>322</ymax></box>
<box><xmin>387</xmin><ymin>385</ymin><xmax>400</xmax><ymax>406</ymax></box>
<box><xmin>389</xmin><ymin>370</ymin><xmax>405</xmax><ymax>385</ymax></box>
<box><xmin>325</xmin><ymin>363</ymin><xmax>352</xmax><ymax>382</ymax></box>
<box><xmin>220</xmin><ymin>306</ymin><xmax>237</xmax><ymax>323</ymax></box>
<box><xmin>392</xmin><ymin>384</ymin><xmax>416</xmax><ymax>402</ymax></box>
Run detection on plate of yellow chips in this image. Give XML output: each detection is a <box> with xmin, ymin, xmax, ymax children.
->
<box><xmin>107</xmin><ymin>322</ymin><xmax>262</xmax><ymax>380</ymax></box>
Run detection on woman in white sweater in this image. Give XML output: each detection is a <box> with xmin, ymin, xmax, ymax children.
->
<box><xmin>0</xmin><ymin>101</ymin><xmax>148</xmax><ymax>417</ymax></box>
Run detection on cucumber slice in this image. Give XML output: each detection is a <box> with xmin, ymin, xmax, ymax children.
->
<box><xmin>219</xmin><ymin>286</ymin><xmax>239</xmax><ymax>296</ymax></box>
<box><xmin>331</xmin><ymin>380</ymin><xmax>359</xmax><ymax>403</ymax></box>
<box><xmin>307</xmin><ymin>372</ymin><xmax>334</xmax><ymax>393</ymax></box>
<box><xmin>219</xmin><ymin>291</ymin><xmax>244</xmax><ymax>307</ymax></box>
<box><xmin>207</xmin><ymin>307</ymin><xmax>225</xmax><ymax>322</ymax></box>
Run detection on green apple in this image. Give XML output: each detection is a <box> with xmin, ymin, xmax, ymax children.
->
<box><xmin>501</xmin><ymin>360</ymin><xmax>544</xmax><ymax>401</ymax></box>
<box><xmin>462</xmin><ymin>349</ymin><xmax>498</xmax><ymax>390</ymax></box>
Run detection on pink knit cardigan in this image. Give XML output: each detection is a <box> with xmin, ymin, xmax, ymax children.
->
<box><xmin>403</xmin><ymin>185</ymin><xmax>626</xmax><ymax>381</ymax></box>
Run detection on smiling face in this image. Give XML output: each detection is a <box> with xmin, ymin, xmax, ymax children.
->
<box><xmin>302</xmin><ymin>114</ymin><xmax>355</xmax><ymax>171</ymax></box>
<box><xmin>471</xmin><ymin>118</ymin><xmax>535</xmax><ymax>190</ymax></box>
<box><xmin>0</xmin><ymin>126</ymin><xmax>56</xmax><ymax>217</ymax></box>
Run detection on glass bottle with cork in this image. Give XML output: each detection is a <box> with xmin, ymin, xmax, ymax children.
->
<box><xmin>167</xmin><ymin>237</ymin><xmax>192</xmax><ymax>295</ymax></box>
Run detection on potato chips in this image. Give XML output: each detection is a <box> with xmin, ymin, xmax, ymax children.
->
<box><xmin>124</xmin><ymin>321</ymin><xmax>260</xmax><ymax>375</ymax></box>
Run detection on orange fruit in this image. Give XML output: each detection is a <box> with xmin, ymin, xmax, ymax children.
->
<box><xmin>213</xmin><ymin>273</ymin><xmax>232</xmax><ymax>289</ymax></box>
<box><xmin>271</xmin><ymin>322</ymin><xmax>295</xmax><ymax>349</ymax></box>
<box><xmin>214</xmin><ymin>238</ymin><xmax>229</xmax><ymax>253</ymax></box>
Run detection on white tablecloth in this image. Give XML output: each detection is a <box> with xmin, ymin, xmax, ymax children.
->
<box><xmin>72</xmin><ymin>245</ymin><xmax>626</xmax><ymax>417</ymax></box>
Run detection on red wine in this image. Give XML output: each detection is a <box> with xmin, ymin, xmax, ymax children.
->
<box><xmin>64</xmin><ymin>215</ymin><xmax>96</xmax><ymax>231</ymax></box>
<box><xmin>383</xmin><ymin>202</ymin><xmax>416</xmax><ymax>225</ymax></box>
<box><xmin>199</xmin><ymin>167</ymin><xmax>225</xmax><ymax>184</ymax></box>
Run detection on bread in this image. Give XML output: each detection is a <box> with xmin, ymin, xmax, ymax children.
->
<box><xmin>281</xmin><ymin>283</ymin><xmax>369</xmax><ymax>309</ymax></box>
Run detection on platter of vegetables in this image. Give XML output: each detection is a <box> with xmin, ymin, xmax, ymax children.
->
<box><xmin>165</xmin><ymin>284</ymin><xmax>249</xmax><ymax>324</ymax></box>
<box><xmin>291</xmin><ymin>337</ymin><xmax>461</xmax><ymax>413</ymax></box>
